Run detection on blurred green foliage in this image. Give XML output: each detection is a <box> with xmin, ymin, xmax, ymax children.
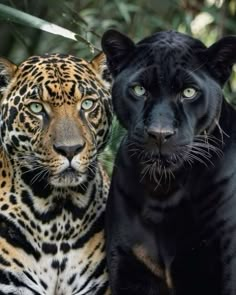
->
<box><xmin>0</xmin><ymin>0</ymin><xmax>235</xmax><ymax>174</ymax></box>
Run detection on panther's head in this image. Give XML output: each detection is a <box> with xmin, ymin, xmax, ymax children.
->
<box><xmin>0</xmin><ymin>53</ymin><xmax>112</xmax><ymax>187</ymax></box>
<box><xmin>102</xmin><ymin>30</ymin><xmax>236</xmax><ymax>174</ymax></box>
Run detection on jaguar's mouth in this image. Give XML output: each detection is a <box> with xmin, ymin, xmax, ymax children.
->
<box><xmin>50</xmin><ymin>167</ymin><xmax>83</xmax><ymax>187</ymax></box>
<box><xmin>60</xmin><ymin>167</ymin><xmax>78</xmax><ymax>176</ymax></box>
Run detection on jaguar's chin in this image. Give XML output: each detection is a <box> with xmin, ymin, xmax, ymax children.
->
<box><xmin>50</xmin><ymin>168</ymin><xmax>84</xmax><ymax>188</ymax></box>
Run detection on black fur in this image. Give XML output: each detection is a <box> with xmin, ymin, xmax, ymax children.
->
<box><xmin>102</xmin><ymin>30</ymin><xmax>236</xmax><ymax>295</ymax></box>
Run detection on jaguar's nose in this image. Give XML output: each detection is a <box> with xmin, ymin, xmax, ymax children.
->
<box><xmin>53</xmin><ymin>143</ymin><xmax>85</xmax><ymax>161</ymax></box>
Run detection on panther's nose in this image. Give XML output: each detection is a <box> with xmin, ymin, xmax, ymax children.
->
<box><xmin>147</xmin><ymin>127</ymin><xmax>175</xmax><ymax>145</ymax></box>
<box><xmin>53</xmin><ymin>143</ymin><xmax>85</xmax><ymax>161</ymax></box>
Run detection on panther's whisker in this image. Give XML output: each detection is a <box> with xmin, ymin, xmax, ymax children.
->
<box><xmin>150</xmin><ymin>162</ymin><xmax>156</xmax><ymax>182</ymax></box>
<box><xmin>140</xmin><ymin>164</ymin><xmax>151</xmax><ymax>182</ymax></box>
<box><xmin>186</xmin><ymin>152</ymin><xmax>209</xmax><ymax>167</ymax></box>
<box><xmin>190</xmin><ymin>149</ymin><xmax>214</xmax><ymax>166</ymax></box>
<box><xmin>154</xmin><ymin>164</ymin><xmax>164</xmax><ymax>190</ymax></box>
<box><xmin>214</xmin><ymin>119</ymin><xmax>228</xmax><ymax>146</ymax></box>
<box><xmin>215</xmin><ymin>119</ymin><xmax>230</xmax><ymax>138</ymax></box>
<box><xmin>191</xmin><ymin>142</ymin><xmax>223</xmax><ymax>158</ymax></box>
<box><xmin>204</xmin><ymin>130</ymin><xmax>210</xmax><ymax>153</ymax></box>
<box><xmin>195</xmin><ymin>134</ymin><xmax>223</xmax><ymax>144</ymax></box>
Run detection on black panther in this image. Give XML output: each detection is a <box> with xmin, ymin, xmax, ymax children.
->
<box><xmin>102</xmin><ymin>30</ymin><xmax>236</xmax><ymax>295</ymax></box>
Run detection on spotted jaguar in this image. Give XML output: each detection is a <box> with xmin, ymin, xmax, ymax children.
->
<box><xmin>0</xmin><ymin>52</ymin><xmax>112</xmax><ymax>294</ymax></box>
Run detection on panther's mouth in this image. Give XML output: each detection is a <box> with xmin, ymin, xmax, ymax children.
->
<box><xmin>140</xmin><ymin>145</ymin><xmax>191</xmax><ymax>174</ymax></box>
<box><xmin>138</xmin><ymin>151</ymin><xmax>186</xmax><ymax>187</ymax></box>
<box><xmin>143</xmin><ymin>153</ymin><xmax>184</xmax><ymax>171</ymax></box>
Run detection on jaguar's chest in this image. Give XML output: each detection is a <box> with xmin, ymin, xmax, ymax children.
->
<box><xmin>0</xmin><ymin>203</ymin><xmax>107</xmax><ymax>295</ymax></box>
<box><xmin>0</xmin><ymin>175</ymin><xmax>108</xmax><ymax>294</ymax></box>
<box><xmin>8</xmin><ymin>232</ymin><xmax>107</xmax><ymax>295</ymax></box>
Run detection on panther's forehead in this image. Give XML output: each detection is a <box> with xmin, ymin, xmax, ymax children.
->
<box><xmin>139</xmin><ymin>30</ymin><xmax>206</xmax><ymax>52</ymax></box>
<box><xmin>135</xmin><ymin>31</ymin><xmax>207</xmax><ymax>72</ymax></box>
<box><xmin>13</xmin><ymin>53</ymin><xmax>102</xmax><ymax>106</ymax></box>
<box><xmin>128</xmin><ymin>36</ymin><xmax>208</xmax><ymax>89</ymax></box>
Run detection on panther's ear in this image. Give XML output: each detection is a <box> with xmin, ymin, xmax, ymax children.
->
<box><xmin>90</xmin><ymin>51</ymin><xmax>112</xmax><ymax>89</ymax></box>
<box><xmin>0</xmin><ymin>57</ymin><xmax>17</xmax><ymax>99</ymax></box>
<box><xmin>101</xmin><ymin>30</ymin><xmax>135</xmax><ymax>76</ymax></box>
<box><xmin>206</xmin><ymin>36</ymin><xmax>236</xmax><ymax>85</ymax></box>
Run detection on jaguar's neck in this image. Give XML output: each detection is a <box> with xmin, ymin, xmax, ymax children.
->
<box><xmin>0</xmin><ymin>154</ymin><xmax>106</xmax><ymax>246</ymax></box>
<box><xmin>0</xmin><ymin>148</ymin><xmax>14</xmax><ymax>193</ymax></box>
<box><xmin>0</xmin><ymin>154</ymin><xmax>106</xmax><ymax>248</ymax></box>
<box><xmin>1</xmin><ymin>154</ymin><xmax>104</xmax><ymax>223</ymax></box>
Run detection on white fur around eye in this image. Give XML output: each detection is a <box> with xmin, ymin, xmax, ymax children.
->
<box><xmin>132</xmin><ymin>85</ymin><xmax>146</xmax><ymax>96</ymax></box>
<box><xmin>182</xmin><ymin>87</ymin><xmax>197</xmax><ymax>99</ymax></box>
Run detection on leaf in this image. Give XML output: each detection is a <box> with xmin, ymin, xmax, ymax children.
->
<box><xmin>0</xmin><ymin>3</ymin><xmax>99</xmax><ymax>52</ymax></box>
<box><xmin>115</xmin><ymin>1</ymin><xmax>131</xmax><ymax>23</ymax></box>
<box><xmin>0</xmin><ymin>4</ymin><xmax>78</xmax><ymax>41</ymax></box>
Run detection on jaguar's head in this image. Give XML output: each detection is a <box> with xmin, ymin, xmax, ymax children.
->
<box><xmin>102</xmin><ymin>30</ymin><xmax>236</xmax><ymax>175</ymax></box>
<box><xmin>0</xmin><ymin>53</ymin><xmax>112</xmax><ymax>188</ymax></box>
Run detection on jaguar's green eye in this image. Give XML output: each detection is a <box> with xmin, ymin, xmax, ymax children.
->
<box><xmin>182</xmin><ymin>87</ymin><xmax>197</xmax><ymax>99</ymax></box>
<box><xmin>81</xmin><ymin>99</ymin><xmax>94</xmax><ymax>111</ymax></box>
<box><xmin>28</xmin><ymin>102</ymin><xmax>44</xmax><ymax>114</ymax></box>
<box><xmin>132</xmin><ymin>85</ymin><xmax>146</xmax><ymax>96</ymax></box>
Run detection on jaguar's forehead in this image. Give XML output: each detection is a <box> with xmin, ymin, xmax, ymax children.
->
<box><xmin>19</xmin><ymin>54</ymin><xmax>95</xmax><ymax>77</ymax></box>
<box><xmin>13</xmin><ymin>53</ymin><xmax>102</xmax><ymax>105</ymax></box>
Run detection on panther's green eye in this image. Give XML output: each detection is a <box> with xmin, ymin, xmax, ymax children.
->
<box><xmin>182</xmin><ymin>88</ymin><xmax>197</xmax><ymax>100</ymax></box>
<box><xmin>132</xmin><ymin>85</ymin><xmax>146</xmax><ymax>96</ymax></box>
<box><xmin>81</xmin><ymin>99</ymin><xmax>94</xmax><ymax>111</ymax></box>
<box><xmin>28</xmin><ymin>102</ymin><xmax>44</xmax><ymax>114</ymax></box>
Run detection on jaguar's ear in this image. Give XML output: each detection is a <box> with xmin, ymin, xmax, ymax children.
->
<box><xmin>0</xmin><ymin>57</ymin><xmax>17</xmax><ymax>99</ymax></box>
<box><xmin>90</xmin><ymin>51</ymin><xmax>112</xmax><ymax>89</ymax></box>
<box><xmin>101</xmin><ymin>30</ymin><xmax>135</xmax><ymax>76</ymax></box>
<box><xmin>206</xmin><ymin>36</ymin><xmax>236</xmax><ymax>85</ymax></box>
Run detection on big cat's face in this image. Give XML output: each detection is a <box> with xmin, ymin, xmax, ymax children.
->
<box><xmin>102</xmin><ymin>30</ymin><xmax>224</xmax><ymax>174</ymax></box>
<box><xmin>0</xmin><ymin>54</ymin><xmax>112</xmax><ymax>188</ymax></box>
